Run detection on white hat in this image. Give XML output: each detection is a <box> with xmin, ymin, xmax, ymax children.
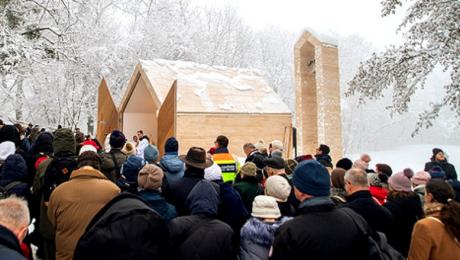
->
<box><xmin>79</xmin><ymin>144</ymin><xmax>98</xmax><ymax>156</ymax></box>
<box><xmin>251</xmin><ymin>195</ymin><xmax>281</xmax><ymax>219</ymax></box>
<box><xmin>205</xmin><ymin>163</ymin><xmax>223</xmax><ymax>181</ymax></box>
<box><xmin>0</xmin><ymin>141</ymin><xmax>15</xmax><ymax>161</ymax></box>
<box><xmin>265</xmin><ymin>175</ymin><xmax>292</xmax><ymax>202</ymax></box>
<box><xmin>271</xmin><ymin>140</ymin><xmax>284</xmax><ymax>151</ymax></box>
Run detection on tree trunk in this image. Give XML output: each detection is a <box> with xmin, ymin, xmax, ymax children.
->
<box><xmin>15</xmin><ymin>76</ymin><xmax>24</xmax><ymax>121</ymax></box>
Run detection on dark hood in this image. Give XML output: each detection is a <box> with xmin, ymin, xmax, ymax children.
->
<box><xmin>186</xmin><ymin>180</ymin><xmax>219</xmax><ymax>216</ymax></box>
<box><xmin>53</xmin><ymin>128</ymin><xmax>76</xmax><ymax>155</ymax></box>
<box><xmin>0</xmin><ymin>154</ymin><xmax>27</xmax><ymax>184</ymax></box>
<box><xmin>160</xmin><ymin>154</ymin><xmax>184</xmax><ymax>174</ymax></box>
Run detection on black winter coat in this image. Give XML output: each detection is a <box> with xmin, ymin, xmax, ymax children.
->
<box><xmin>0</xmin><ymin>225</ymin><xmax>26</xmax><ymax>260</ymax></box>
<box><xmin>270</xmin><ymin>198</ymin><xmax>368</xmax><ymax>260</ymax></box>
<box><xmin>169</xmin><ymin>214</ymin><xmax>234</xmax><ymax>260</ymax></box>
<box><xmin>424</xmin><ymin>160</ymin><xmax>457</xmax><ymax>180</ymax></box>
<box><xmin>343</xmin><ymin>190</ymin><xmax>393</xmax><ymax>235</ymax></box>
<box><xmin>383</xmin><ymin>192</ymin><xmax>423</xmax><ymax>257</ymax></box>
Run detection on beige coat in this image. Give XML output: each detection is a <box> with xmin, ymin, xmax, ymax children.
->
<box><xmin>408</xmin><ymin>209</ymin><xmax>460</xmax><ymax>260</ymax></box>
<box><xmin>48</xmin><ymin>166</ymin><xmax>120</xmax><ymax>260</ymax></box>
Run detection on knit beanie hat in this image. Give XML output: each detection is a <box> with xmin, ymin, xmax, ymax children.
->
<box><xmin>293</xmin><ymin>160</ymin><xmax>330</xmax><ymax>196</ymax></box>
<box><xmin>368</xmin><ymin>173</ymin><xmax>383</xmax><ymax>187</ymax></box>
<box><xmin>109</xmin><ymin>130</ymin><xmax>126</xmax><ymax>149</ymax></box>
<box><xmin>412</xmin><ymin>171</ymin><xmax>431</xmax><ymax>186</ymax></box>
<box><xmin>285</xmin><ymin>159</ymin><xmax>298</xmax><ymax>175</ymax></box>
<box><xmin>240</xmin><ymin>162</ymin><xmax>257</xmax><ymax>177</ymax></box>
<box><xmin>138</xmin><ymin>164</ymin><xmax>164</xmax><ymax>190</ymax></box>
<box><xmin>251</xmin><ymin>195</ymin><xmax>281</xmax><ymax>219</ymax></box>
<box><xmin>144</xmin><ymin>145</ymin><xmax>159</xmax><ymax>163</ymax></box>
<box><xmin>331</xmin><ymin>167</ymin><xmax>346</xmax><ymax>189</ymax></box>
<box><xmin>79</xmin><ymin>144</ymin><xmax>98</xmax><ymax>156</ymax></box>
<box><xmin>32</xmin><ymin>132</ymin><xmax>53</xmax><ymax>154</ymax></box>
<box><xmin>1</xmin><ymin>154</ymin><xmax>27</xmax><ymax>181</ymax></box>
<box><xmin>165</xmin><ymin>137</ymin><xmax>179</xmax><ymax>153</ymax></box>
<box><xmin>265</xmin><ymin>175</ymin><xmax>291</xmax><ymax>202</ymax></box>
<box><xmin>77</xmin><ymin>151</ymin><xmax>102</xmax><ymax>170</ymax></box>
<box><xmin>388</xmin><ymin>168</ymin><xmax>414</xmax><ymax>192</ymax></box>
<box><xmin>0</xmin><ymin>141</ymin><xmax>15</xmax><ymax>161</ymax></box>
<box><xmin>429</xmin><ymin>166</ymin><xmax>446</xmax><ymax>179</ymax></box>
<box><xmin>204</xmin><ymin>163</ymin><xmax>223</xmax><ymax>182</ymax></box>
<box><xmin>336</xmin><ymin>158</ymin><xmax>353</xmax><ymax>171</ymax></box>
<box><xmin>353</xmin><ymin>159</ymin><xmax>369</xmax><ymax>171</ymax></box>
<box><xmin>432</xmin><ymin>148</ymin><xmax>443</xmax><ymax>157</ymax></box>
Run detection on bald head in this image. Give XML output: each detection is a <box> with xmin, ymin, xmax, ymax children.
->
<box><xmin>0</xmin><ymin>196</ymin><xmax>30</xmax><ymax>242</ymax></box>
<box><xmin>344</xmin><ymin>168</ymin><xmax>369</xmax><ymax>195</ymax></box>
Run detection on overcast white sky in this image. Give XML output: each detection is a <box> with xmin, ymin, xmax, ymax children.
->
<box><xmin>194</xmin><ymin>0</ymin><xmax>405</xmax><ymax>48</ymax></box>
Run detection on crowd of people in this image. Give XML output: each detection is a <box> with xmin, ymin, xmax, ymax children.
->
<box><xmin>0</xmin><ymin>120</ymin><xmax>459</xmax><ymax>260</ymax></box>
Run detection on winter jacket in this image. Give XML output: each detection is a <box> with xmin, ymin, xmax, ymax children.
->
<box><xmin>315</xmin><ymin>154</ymin><xmax>333</xmax><ymax>169</ymax></box>
<box><xmin>245</xmin><ymin>150</ymin><xmax>266</xmax><ymax>170</ymax></box>
<box><xmin>74</xmin><ymin>193</ymin><xmax>170</xmax><ymax>260</ymax></box>
<box><xmin>101</xmin><ymin>149</ymin><xmax>128</xmax><ymax>182</ymax></box>
<box><xmin>160</xmin><ymin>152</ymin><xmax>184</xmax><ymax>185</ymax></box>
<box><xmin>369</xmin><ymin>186</ymin><xmax>388</xmax><ymax>205</ymax></box>
<box><xmin>425</xmin><ymin>159</ymin><xmax>457</xmax><ymax>180</ymax></box>
<box><xmin>0</xmin><ymin>154</ymin><xmax>30</xmax><ymax>198</ymax></box>
<box><xmin>270</xmin><ymin>197</ymin><xmax>368</xmax><ymax>260</ymax></box>
<box><xmin>47</xmin><ymin>166</ymin><xmax>120</xmax><ymax>260</ymax></box>
<box><xmin>413</xmin><ymin>184</ymin><xmax>426</xmax><ymax>205</ymax></box>
<box><xmin>234</xmin><ymin>176</ymin><xmax>263</xmax><ymax>213</ymax></box>
<box><xmin>169</xmin><ymin>180</ymin><xmax>234</xmax><ymax>260</ymax></box>
<box><xmin>239</xmin><ymin>217</ymin><xmax>291</xmax><ymax>260</ymax></box>
<box><xmin>217</xmin><ymin>181</ymin><xmax>249</xmax><ymax>231</ymax></box>
<box><xmin>138</xmin><ymin>190</ymin><xmax>177</xmax><ymax>221</ymax></box>
<box><xmin>166</xmin><ymin>168</ymin><xmax>219</xmax><ymax>216</ymax></box>
<box><xmin>384</xmin><ymin>192</ymin><xmax>424</xmax><ymax>256</ymax></box>
<box><xmin>447</xmin><ymin>179</ymin><xmax>460</xmax><ymax>202</ymax></box>
<box><xmin>0</xmin><ymin>225</ymin><xmax>26</xmax><ymax>260</ymax></box>
<box><xmin>342</xmin><ymin>190</ymin><xmax>393</xmax><ymax>235</ymax></box>
<box><xmin>408</xmin><ymin>204</ymin><xmax>460</xmax><ymax>260</ymax></box>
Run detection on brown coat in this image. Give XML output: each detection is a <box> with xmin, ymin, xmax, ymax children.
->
<box><xmin>408</xmin><ymin>215</ymin><xmax>460</xmax><ymax>260</ymax></box>
<box><xmin>48</xmin><ymin>166</ymin><xmax>120</xmax><ymax>260</ymax></box>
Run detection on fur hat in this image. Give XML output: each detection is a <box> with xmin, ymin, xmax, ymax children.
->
<box><xmin>240</xmin><ymin>162</ymin><xmax>257</xmax><ymax>177</ymax></box>
<box><xmin>251</xmin><ymin>195</ymin><xmax>281</xmax><ymax>219</ymax></box>
<box><xmin>412</xmin><ymin>171</ymin><xmax>431</xmax><ymax>186</ymax></box>
<box><xmin>138</xmin><ymin>164</ymin><xmax>164</xmax><ymax>190</ymax></box>
<box><xmin>388</xmin><ymin>169</ymin><xmax>414</xmax><ymax>192</ymax></box>
<box><xmin>265</xmin><ymin>175</ymin><xmax>291</xmax><ymax>202</ymax></box>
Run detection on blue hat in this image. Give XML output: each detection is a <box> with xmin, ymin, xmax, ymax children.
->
<box><xmin>165</xmin><ymin>137</ymin><xmax>178</xmax><ymax>153</ymax></box>
<box><xmin>144</xmin><ymin>145</ymin><xmax>159</xmax><ymax>163</ymax></box>
<box><xmin>429</xmin><ymin>166</ymin><xmax>446</xmax><ymax>179</ymax></box>
<box><xmin>122</xmin><ymin>156</ymin><xmax>145</xmax><ymax>182</ymax></box>
<box><xmin>292</xmin><ymin>160</ymin><xmax>330</xmax><ymax>196</ymax></box>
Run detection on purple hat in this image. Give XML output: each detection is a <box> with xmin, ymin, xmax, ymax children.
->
<box><xmin>388</xmin><ymin>169</ymin><xmax>413</xmax><ymax>192</ymax></box>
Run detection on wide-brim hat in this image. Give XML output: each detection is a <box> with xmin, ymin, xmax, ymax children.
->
<box><xmin>179</xmin><ymin>147</ymin><xmax>213</xmax><ymax>169</ymax></box>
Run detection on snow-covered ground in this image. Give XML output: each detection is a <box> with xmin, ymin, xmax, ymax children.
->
<box><xmin>347</xmin><ymin>144</ymin><xmax>460</xmax><ymax>173</ymax></box>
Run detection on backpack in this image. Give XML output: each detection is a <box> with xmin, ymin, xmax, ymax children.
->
<box><xmin>43</xmin><ymin>153</ymin><xmax>78</xmax><ymax>202</ymax></box>
<box><xmin>341</xmin><ymin>207</ymin><xmax>405</xmax><ymax>260</ymax></box>
<box><xmin>0</xmin><ymin>181</ymin><xmax>22</xmax><ymax>199</ymax></box>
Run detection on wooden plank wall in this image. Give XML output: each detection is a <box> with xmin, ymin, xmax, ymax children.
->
<box><xmin>157</xmin><ymin>81</ymin><xmax>177</xmax><ymax>157</ymax></box>
<box><xmin>176</xmin><ymin>113</ymin><xmax>292</xmax><ymax>158</ymax></box>
<box><xmin>96</xmin><ymin>79</ymin><xmax>119</xmax><ymax>147</ymax></box>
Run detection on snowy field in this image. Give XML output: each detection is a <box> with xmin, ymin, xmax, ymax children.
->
<box><xmin>347</xmin><ymin>144</ymin><xmax>460</xmax><ymax>173</ymax></box>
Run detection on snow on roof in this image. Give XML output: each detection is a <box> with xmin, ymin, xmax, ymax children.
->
<box><xmin>139</xmin><ymin>59</ymin><xmax>291</xmax><ymax>114</ymax></box>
